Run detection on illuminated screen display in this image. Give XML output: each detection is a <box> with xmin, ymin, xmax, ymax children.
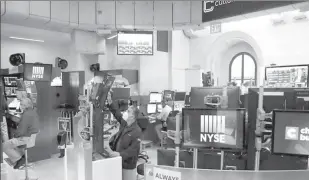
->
<box><xmin>272</xmin><ymin>110</ymin><xmax>309</xmax><ymax>156</ymax></box>
<box><xmin>265</xmin><ymin>65</ymin><xmax>308</xmax><ymax>88</ymax></box>
<box><xmin>23</xmin><ymin>63</ymin><xmax>52</xmax><ymax>82</ymax></box>
<box><xmin>182</xmin><ymin>108</ymin><xmax>245</xmax><ymax>150</ymax></box>
<box><xmin>117</xmin><ymin>31</ymin><xmax>153</xmax><ymax>55</ymax></box>
<box><xmin>147</xmin><ymin>104</ymin><xmax>157</xmax><ymax>114</ymax></box>
<box><xmin>150</xmin><ymin>93</ymin><xmax>162</xmax><ymax>103</ymax></box>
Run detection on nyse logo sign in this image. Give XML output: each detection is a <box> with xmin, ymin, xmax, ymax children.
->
<box><xmin>32</xmin><ymin>66</ymin><xmax>44</xmax><ymax>79</ymax></box>
<box><xmin>200</xmin><ymin>115</ymin><xmax>225</xmax><ymax>143</ymax></box>
<box><xmin>285</xmin><ymin>126</ymin><xmax>309</xmax><ymax>141</ymax></box>
<box><xmin>203</xmin><ymin>0</ymin><xmax>235</xmax><ymax>13</ymax></box>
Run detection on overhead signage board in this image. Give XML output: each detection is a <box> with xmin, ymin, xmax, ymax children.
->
<box><xmin>202</xmin><ymin>1</ymin><xmax>299</xmax><ymax>23</ymax></box>
<box><xmin>23</xmin><ymin>63</ymin><xmax>52</xmax><ymax>82</ymax></box>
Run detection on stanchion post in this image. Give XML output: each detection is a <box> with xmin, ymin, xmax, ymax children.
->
<box><xmin>193</xmin><ymin>148</ymin><xmax>198</xmax><ymax>169</ymax></box>
<box><xmin>174</xmin><ymin>113</ymin><xmax>181</xmax><ymax>168</ymax></box>
<box><xmin>220</xmin><ymin>151</ymin><xmax>224</xmax><ymax>170</ymax></box>
<box><xmin>220</xmin><ymin>86</ymin><xmax>228</xmax><ymax>170</ymax></box>
<box><xmin>255</xmin><ymin>85</ymin><xmax>265</xmax><ymax>171</ymax></box>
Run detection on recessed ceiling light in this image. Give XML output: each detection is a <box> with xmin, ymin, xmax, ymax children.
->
<box><xmin>9</xmin><ymin>36</ymin><xmax>44</xmax><ymax>42</ymax></box>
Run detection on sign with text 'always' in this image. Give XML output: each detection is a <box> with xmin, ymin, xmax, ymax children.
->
<box><xmin>153</xmin><ymin>167</ymin><xmax>181</xmax><ymax>180</ymax></box>
<box><xmin>23</xmin><ymin>63</ymin><xmax>52</xmax><ymax>82</ymax></box>
<box><xmin>202</xmin><ymin>1</ymin><xmax>299</xmax><ymax>23</ymax></box>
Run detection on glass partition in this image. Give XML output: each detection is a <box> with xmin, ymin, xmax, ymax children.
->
<box><xmin>144</xmin><ymin>164</ymin><xmax>309</xmax><ymax>180</ymax></box>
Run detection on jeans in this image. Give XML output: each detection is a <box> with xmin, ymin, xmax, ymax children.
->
<box><xmin>2</xmin><ymin>137</ymin><xmax>30</xmax><ymax>163</ymax></box>
<box><xmin>122</xmin><ymin>169</ymin><xmax>136</xmax><ymax>180</ymax></box>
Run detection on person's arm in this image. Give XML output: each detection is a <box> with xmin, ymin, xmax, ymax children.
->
<box><xmin>156</xmin><ymin>108</ymin><xmax>170</xmax><ymax>122</ymax></box>
<box><xmin>119</xmin><ymin>138</ymin><xmax>141</xmax><ymax>160</ymax></box>
<box><xmin>14</xmin><ymin>112</ymin><xmax>31</xmax><ymax>138</ymax></box>
<box><xmin>108</xmin><ymin>103</ymin><xmax>126</xmax><ymax>125</ymax></box>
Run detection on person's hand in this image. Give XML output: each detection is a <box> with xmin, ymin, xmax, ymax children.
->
<box><xmin>107</xmin><ymin>91</ymin><xmax>113</xmax><ymax>105</ymax></box>
<box><xmin>110</xmin><ymin>151</ymin><xmax>120</xmax><ymax>157</ymax></box>
<box><xmin>163</xmin><ymin>122</ymin><xmax>167</xmax><ymax>127</ymax></box>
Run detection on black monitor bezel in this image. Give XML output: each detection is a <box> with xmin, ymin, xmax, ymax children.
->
<box><xmin>181</xmin><ymin>107</ymin><xmax>246</xmax><ymax>151</ymax></box>
<box><xmin>271</xmin><ymin>109</ymin><xmax>309</xmax><ymax>156</ymax></box>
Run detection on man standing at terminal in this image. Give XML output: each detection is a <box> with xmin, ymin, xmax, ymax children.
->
<box><xmin>154</xmin><ymin>99</ymin><xmax>172</xmax><ymax>146</ymax></box>
<box><xmin>104</xmin><ymin>92</ymin><xmax>142</xmax><ymax>180</ymax></box>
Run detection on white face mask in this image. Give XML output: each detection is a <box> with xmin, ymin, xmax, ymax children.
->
<box><xmin>122</xmin><ymin>111</ymin><xmax>129</xmax><ymax>121</ymax></box>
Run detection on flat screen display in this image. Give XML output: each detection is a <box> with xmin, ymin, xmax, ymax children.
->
<box><xmin>150</xmin><ymin>92</ymin><xmax>162</xmax><ymax>103</ymax></box>
<box><xmin>117</xmin><ymin>31</ymin><xmax>153</xmax><ymax>55</ymax></box>
<box><xmin>174</xmin><ymin>92</ymin><xmax>186</xmax><ymax>101</ymax></box>
<box><xmin>23</xmin><ymin>63</ymin><xmax>52</xmax><ymax>82</ymax></box>
<box><xmin>265</xmin><ymin>65</ymin><xmax>309</xmax><ymax>88</ymax></box>
<box><xmin>272</xmin><ymin>110</ymin><xmax>309</xmax><ymax>156</ymax></box>
<box><xmin>182</xmin><ymin>108</ymin><xmax>245</xmax><ymax>150</ymax></box>
<box><xmin>147</xmin><ymin>104</ymin><xmax>157</xmax><ymax>114</ymax></box>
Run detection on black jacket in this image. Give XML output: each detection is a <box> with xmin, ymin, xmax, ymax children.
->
<box><xmin>108</xmin><ymin>103</ymin><xmax>142</xmax><ymax>169</ymax></box>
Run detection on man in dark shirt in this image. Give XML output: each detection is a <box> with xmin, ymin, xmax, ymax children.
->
<box><xmin>104</xmin><ymin>93</ymin><xmax>142</xmax><ymax>180</ymax></box>
<box><xmin>2</xmin><ymin>98</ymin><xmax>39</xmax><ymax>169</ymax></box>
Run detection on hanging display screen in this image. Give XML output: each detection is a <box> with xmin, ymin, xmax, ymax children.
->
<box><xmin>265</xmin><ymin>65</ymin><xmax>309</xmax><ymax>88</ymax></box>
<box><xmin>117</xmin><ymin>31</ymin><xmax>153</xmax><ymax>55</ymax></box>
<box><xmin>272</xmin><ymin>110</ymin><xmax>309</xmax><ymax>156</ymax></box>
<box><xmin>182</xmin><ymin>108</ymin><xmax>246</xmax><ymax>150</ymax></box>
<box><xmin>23</xmin><ymin>63</ymin><xmax>52</xmax><ymax>82</ymax></box>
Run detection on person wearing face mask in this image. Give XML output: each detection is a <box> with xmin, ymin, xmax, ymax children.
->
<box><xmin>2</xmin><ymin>98</ymin><xmax>39</xmax><ymax>169</ymax></box>
<box><xmin>104</xmin><ymin>93</ymin><xmax>142</xmax><ymax>180</ymax></box>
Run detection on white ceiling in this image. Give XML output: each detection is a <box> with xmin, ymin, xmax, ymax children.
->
<box><xmin>0</xmin><ymin>23</ymin><xmax>72</xmax><ymax>45</ymax></box>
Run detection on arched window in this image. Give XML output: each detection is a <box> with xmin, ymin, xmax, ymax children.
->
<box><xmin>229</xmin><ymin>52</ymin><xmax>257</xmax><ymax>86</ymax></box>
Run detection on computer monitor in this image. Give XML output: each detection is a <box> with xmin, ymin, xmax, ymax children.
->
<box><xmin>147</xmin><ymin>104</ymin><xmax>157</xmax><ymax>114</ymax></box>
<box><xmin>157</xmin><ymin>104</ymin><xmax>163</xmax><ymax>113</ymax></box>
<box><xmin>190</xmin><ymin>87</ymin><xmax>240</xmax><ymax>108</ymax></box>
<box><xmin>149</xmin><ymin>92</ymin><xmax>162</xmax><ymax>103</ymax></box>
<box><xmin>294</xmin><ymin>89</ymin><xmax>309</xmax><ymax>110</ymax></box>
<box><xmin>182</xmin><ymin>108</ymin><xmax>246</xmax><ymax>150</ymax></box>
<box><xmin>272</xmin><ymin>110</ymin><xmax>309</xmax><ymax>156</ymax></box>
<box><xmin>174</xmin><ymin>92</ymin><xmax>186</xmax><ymax>101</ymax></box>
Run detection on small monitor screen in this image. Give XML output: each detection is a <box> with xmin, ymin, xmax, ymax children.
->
<box><xmin>174</xmin><ymin>92</ymin><xmax>186</xmax><ymax>101</ymax></box>
<box><xmin>117</xmin><ymin>31</ymin><xmax>153</xmax><ymax>55</ymax></box>
<box><xmin>182</xmin><ymin>108</ymin><xmax>245</xmax><ymax>150</ymax></box>
<box><xmin>147</xmin><ymin>104</ymin><xmax>157</xmax><ymax>114</ymax></box>
<box><xmin>272</xmin><ymin>110</ymin><xmax>309</xmax><ymax>156</ymax></box>
<box><xmin>150</xmin><ymin>93</ymin><xmax>162</xmax><ymax>103</ymax></box>
<box><xmin>23</xmin><ymin>63</ymin><xmax>53</xmax><ymax>82</ymax></box>
<box><xmin>157</xmin><ymin>104</ymin><xmax>163</xmax><ymax>113</ymax></box>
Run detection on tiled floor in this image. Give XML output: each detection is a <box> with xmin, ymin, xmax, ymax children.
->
<box><xmin>27</xmin><ymin>147</ymin><xmax>158</xmax><ymax>180</ymax></box>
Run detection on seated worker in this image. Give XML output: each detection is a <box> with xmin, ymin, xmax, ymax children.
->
<box><xmin>105</xmin><ymin>93</ymin><xmax>142</xmax><ymax>180</ymax></box>
<box><xmin>154</xmin><ymin>99</ymin><xmax>172</xmax><ymax>146</ymax></box>
<box><xmin>2</xmin><ymin>98</ymin><xmax>39</xmax><ymax>169</ymax></box>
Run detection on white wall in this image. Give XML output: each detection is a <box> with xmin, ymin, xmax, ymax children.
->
<box><xmin>1</xmin><ymin>38</ymin><xmax>71</xmax><ymax>69</ymax></box>
<box><xmin>98</xmin><ymin>31</ymin><xmax>171</xmax><ymax>95</ymax></box>
<box><xmin>190</xmin><ymin>12</ymin><xmax>309</xmax><ymax>85</ymax></box>
<box><xmin>171</xmin><ymin>31</ymin><xmax>190</xmax><ymax>91</ymax></box>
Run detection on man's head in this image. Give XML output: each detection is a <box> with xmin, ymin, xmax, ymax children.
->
<box><xmin>20</xmin><ymin>98</ymin><xmax>33</xmax><ymax>111</ymax></box>
<box><xmin>126</xmin><ymin>105</ymin><xmax>139</xmax><ymax>126</ymax></box>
